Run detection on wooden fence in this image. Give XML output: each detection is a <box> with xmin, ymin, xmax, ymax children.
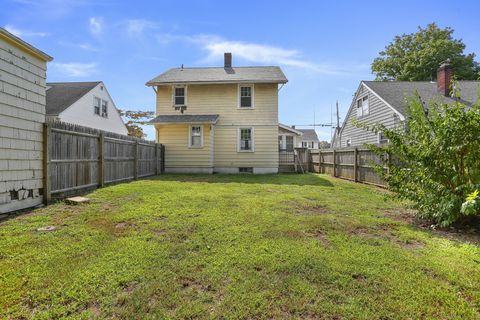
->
<box><xmin>43</xmin><ymin>121</ymin><xmax>164</xmax><ymax>203</ymax></box>
<box><xmin>309</xmin><ymin>147</ymin><xmax>387</xmax><ymax>187</ymax></box>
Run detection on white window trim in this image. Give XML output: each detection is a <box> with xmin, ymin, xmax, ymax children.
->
<box><xmin>356</xmin><ymin>95</ymin><xmax>369</xmax><ymax>118</ymax></box>
<box><xmin>172</xmin><ymin>85</ymin><xmax>187</xmax><ymax>107</ymax></box>
<box><xmin>346</xmin><ymin>137</ymin><xmax>352</xmax><ymax>147</ymax></box>
<box><xmin>237</xmin><ymin>84</ymin><xmax>255</xmax><ymax>109</ymax></box>
<box><xmin>93</xmin><ymin>96</ymin><xmax>101</xmax><ymax>116</ymax></box>
<box><xmin>101</xmin><ymin>99</ymin><xmax>108</xmax><ymax>118</ymax></box>
<box><xmin>378</xmin><ymin>131</ymin><xmax>388</xmax><ymax>144</ymax></box>
<box><xmin>188</xmin><ymin>124</ymin><xmax>204</xmax><ymax>148</ymax></box>
<box><xmin>237</xmin><ymin>127</ymin><xmax>255</xmax><ymax>152</ymax></box>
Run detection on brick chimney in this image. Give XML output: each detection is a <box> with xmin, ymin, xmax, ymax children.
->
<box><xmin>224</xmin><ymin>52</ymin><xmax>232</xmax><ymax>68</ymax></box>
<box><xmin>437</xmin><ymin>59</ymin><xmax>453</xmax><ymax>96</ymax></box>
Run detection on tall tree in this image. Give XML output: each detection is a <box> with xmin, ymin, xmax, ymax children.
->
<box><xmin>119</xmin><ymin>110</ymin><xmax>155</xmax><ymax>139</ymax></box>
<box><xmin>372</xmin><ymin>23</ymin><xmax>479</xmax><ymax>81</ymax></box>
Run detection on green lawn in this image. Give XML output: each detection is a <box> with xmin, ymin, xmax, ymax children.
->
<box><xmin>0</xmin><ymin>174</ymin><xmax>479</xmax><ymax>319</ymax></box>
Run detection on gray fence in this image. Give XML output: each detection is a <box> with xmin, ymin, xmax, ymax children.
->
<box><xmin>44</xmin><ymin>121</ymin><xmax>164</xmax><ymax>202</ymax></box>
<box><xmin>309</xmin><ymin>148</ymin><xmax>387</xmax><ymax>187</ymax></box>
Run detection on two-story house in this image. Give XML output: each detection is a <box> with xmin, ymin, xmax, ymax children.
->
<box><xmin>333</xmin><ymin>61</ymin><xmax>480</xmax><ymax>148</ymax></box>
<box><xmin>46</xmin><ymin>81</ymin><xmax>128</xmax><ymax>135</ymax></box>
<box><xmin>147</xmin><ymin>53</ymin><xmax>288</xmax><ymax>173</ymax></box>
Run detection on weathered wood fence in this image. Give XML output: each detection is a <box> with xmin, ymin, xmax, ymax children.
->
<box><xmin>309</xmin><ymin>148</ymin><xmax>387</xmax><ymax>187</ymax></box>
<box><xmin>43</xmin><ymin>121</ymin><xmax>164</xmax><ymax>203</ymax></box>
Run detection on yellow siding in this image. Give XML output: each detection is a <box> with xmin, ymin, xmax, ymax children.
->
<box><xmin>214</xmin><ymin>126</ymin><xmax>278</xmax><ymax>168</ymax></box>
<box><xmin>157</xmin><ymin>124</ymin><xmax>212</xmax><ymax>168</ymax></box>
<box><xmin>155</xmin><ymin>83</ymin><xmax>279</xmax><ymax>171</ymax></box>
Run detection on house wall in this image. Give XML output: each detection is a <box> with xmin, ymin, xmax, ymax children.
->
<box><xmin>156</xmin><ymin>124</ymin><xmax>212</xmax><ymax>173</ymax></box>
<box><xmin>155</xmin><ymin>83</ymin><xmax>279</xmax><ymax>173</ymax></box>
<box><xmin>58</xmin><ymin>83</ymin><xmax>128</xmax><ymax>135</ymax></box>
<box><xmin>278</xmin><ymin>127</ymin><xmax>300</xmax><ymax>150</ymax></box>
<box><xmin>0</xmin><ymin>35</ymin><xmax>47</xmax><ymax>213</ymax></box>
<box><xmin>338</xmin><ymin>84</ymin><xmax>399</xmax><ymax>147</ymax></box>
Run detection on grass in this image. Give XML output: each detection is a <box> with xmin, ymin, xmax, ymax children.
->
<box><xmin>0</xmin><ymin>173</ymin><xmax>479</xmax><ymax>319</ymax></box>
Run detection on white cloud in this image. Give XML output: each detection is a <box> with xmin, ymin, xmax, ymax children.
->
<box><xmin>89</xmin><ymin>17</ymin><xmax>103</xmax><ymax>35</ymax></box>
<box><xmin>166</xmin><ymin>34</ymin><xmax>346</xmax><ymax>75</ymax></box>
<box><xmin>50</xmin><ymin>62</ymin><xmax>97</xmax><ymax>77</ymax></box>
<box><xmin>125</xmin><ymin>19</ymin><xmax>157</xmax><ymax>36</ymax></box>
<box><xmin>4</xmin><ymin>24</ymin><xmax>49</xmax><ymax>37</ymax></box>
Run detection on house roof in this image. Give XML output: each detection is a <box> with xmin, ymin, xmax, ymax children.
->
<box><xmin>279</xmin><ymin>123</ymin><xmax>303</xmax><ymax>135</ymax></box>
<box><xmin>146</xmin><ymin>66</ymin><xmax>288</xmax><ymax>86</ymax></box>
<box><xmin>149</xmin><ymin>114</ymin><xmax>219</xmax><ymax>124</ymax></box>
<box><xmin>298</xmin><ymin>129</ymin><xmax>319</xmax><ymax>142</ymax></box>
<box><xmin>363</xmin><ymin>80</ymin><xmax>480</xmax><ymax>116</ymax></box>
<box><xmin>0</xmin><ymin>27</ymin><xmax>53</xmax><ymax>62</ymax></box>
<box><xmin>46</xmin><ymin>82</ymin><xmax>101</xmax><ymax>115</ymax></box>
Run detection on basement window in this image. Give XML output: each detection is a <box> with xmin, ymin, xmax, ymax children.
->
<box><xmin>239</xmin><ymin>167</ymin><xmax>253</xmax><ymax>173</ymax></box>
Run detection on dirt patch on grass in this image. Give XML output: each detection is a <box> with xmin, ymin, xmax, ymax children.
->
<box><xmin>349</xmin><ymin>224</ymin><xmax>425</xmax><ymax>250</ymax></box>
<box><xmin>305</xmin><ymin>229</ymin><xmax>331</xmax><ymax>247</ymax></box>
<box><xmin>384</xmin><ymin>209</ymin><xmax>480</xmax><ymax>245</ymax></box>
<box><xmin>283</xmin><ymin>201</ymin><xmax>332</xmax><ymax>215</ymax></box>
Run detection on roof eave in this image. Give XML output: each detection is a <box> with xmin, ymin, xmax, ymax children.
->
<box><xmin>146</xmin><ymin>79</ymin><xmax>288</xmax><ymax>87</ymax></box>
<box><xmin>0</xmin><ymin>28</ymin><xmax>53</xmax><ymax>62</ymax></box>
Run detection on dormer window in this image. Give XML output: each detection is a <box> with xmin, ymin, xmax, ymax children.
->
<box><xmin>238</xmin><ymin>85</ymin><xmax>254</xmax><ymax>108</ymax></box>
<box><xmin>173</xmin><ymin>86</ymin><xmax>186</xmax><ymax>106</ymax></box>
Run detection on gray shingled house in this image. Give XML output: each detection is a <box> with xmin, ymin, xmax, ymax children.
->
<box><xmin>333</xmin><ymin>62</ymin><xmax>480</xmax><ymax>148</ymax></box>
<box><xmin>297</xmin><ymin>129</ymin><xmax>319</xmax><ymax>149</ymax></box>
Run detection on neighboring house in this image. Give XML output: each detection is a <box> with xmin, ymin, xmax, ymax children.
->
<box><xmin>297</xmin><ymin>129</ymin><xmax>319</xmax><ymax>149</ymax></box>
<box><xmin>334</xmin><ymin>62</ymin><xmax>480</xmax><ymax>148</ymax></box>
<box><xmin>147</xmin><ymin>53</ymin><xmax>288</xmax><ymax>174</ymax></box>
<box><xmin>278</xmin><ymin>123</ymin><xmax>302</xmax><ymax>151</ymax></box>
<box><xmin>0</xmin><ymin>27</ymin><xmax>52</xmax><ymax>213</ymax></box>
<box><xmin>46</xmin><ymin>81</ymin><xmax>128</xmax><ymax>135</ymax></box>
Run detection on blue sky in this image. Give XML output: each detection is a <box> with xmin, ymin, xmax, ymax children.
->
<box><xmin>2</xmin><ymin>0</ymin><xmax>479</xmax><ymax>140</ymax></box>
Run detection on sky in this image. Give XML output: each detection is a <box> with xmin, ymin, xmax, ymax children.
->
<box><xmin>2</xmin><ymin>0</ymin><xmax>479</xmax><ymax>140</ymax></box>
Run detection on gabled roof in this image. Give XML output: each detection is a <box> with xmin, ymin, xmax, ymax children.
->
<box><xmin>279</xmin><ymin>123</ymin><xmax>303</xmax><ymax>135</ymax></box>
<box><xmin>149</xmin><ymin>114</ymin><xmax>219</xmax><ymax>124</ymax></box>
<box><xmin>0</xmin><ymin>27</ymin><xmax>53</xmax><ymax>62</ymax></box>
<box><xmin>298</xmin><ymin>129</ymin><xmax>319</xmax><ymax>141</ymax></box>
<box><xmin>146</xmin><ymin>66</ymin><xmax>288</xmax><ymax>86</ymax></box>
<box><xmin>363</xmin><ymin>80</ymin><xmax>480</xmax><ymax>116</ymax></box>
<box><xmin>46</xmin><ymin>82</ymin><xmax>101</xmax><ymax>115</ymax></box>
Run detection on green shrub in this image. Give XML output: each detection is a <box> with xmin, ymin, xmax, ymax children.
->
<box><xmin>358</xmin><ymin>85</ymin><xmax>480</xmax><ymax>226</ymax></box>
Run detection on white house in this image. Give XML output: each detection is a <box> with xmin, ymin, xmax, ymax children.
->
<box><xmin>297</xmin><ymin>129</ymin><xmax>319</xmax><ymax>149</ymax></box>
<box><xmin>46</xmin><ymin>81</ymin><xmax>128</xmax><ymax>135</ymax></box>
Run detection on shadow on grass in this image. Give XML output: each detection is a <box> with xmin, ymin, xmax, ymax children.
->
<box><xmin>149</xmin><ymin>173</ymin><xmax>334</xmax><ymax>187</ymax></box>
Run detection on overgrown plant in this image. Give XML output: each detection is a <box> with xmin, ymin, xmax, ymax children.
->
<box><xmin>357</xmin><ymin>86</ymin><xmax>480</xmax><ymax>226</ymax></box>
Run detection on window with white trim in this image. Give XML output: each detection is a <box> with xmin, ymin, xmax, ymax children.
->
<box><xmin>378</xmin><ymin>131</ymin><xmax>388</xmax><ymax>144</ymax></box>
<box><xmin>101</xmin><ymin>100</ymin><xmax>108</xmax><ymax>118</ymax></box>
<box><xmin>189</xmin><ymin>125</ymin><xmax>203</xmax><ymax>148</ymax></box>
<box><xmin>356</xmin><ymin>95</ymin><xmax>369</xmax><ymax>118</ymax></box>
<box><xmin>346</xmin><ymin>138</ymin><xmax>352</xmax><ymax>147</ymax></box>
<box><xmin>174</xmin><ymin>86</ymin><xmax>186</xmax><ymax>106</ymax></box>
<box><xmin>94</xmin><ymin>97</ymin><xmax>101</xmax><ymax>115</ymax></box>
<box><xmin>238</xmin><ymin>128</ymin><xmax>253</xmax><ymax>151</ymax></box>
<box><xmin>239</xmin><ymin>85</ymin><xmax>253</xmax><ymax>108</ymax></box>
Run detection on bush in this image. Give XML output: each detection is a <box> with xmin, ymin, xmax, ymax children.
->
<box><xmin>359</xmin><ymin>86</ymin><xmax>480</xmax><ymax>226</ymax></box>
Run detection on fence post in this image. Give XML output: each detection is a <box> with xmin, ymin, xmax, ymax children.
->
<box><xmin>161</xmin><ymin>145</ymin><xmax>165</xmax><ymax>173</ymax></box>
<box><xmin>134</xmin><ymin>140</ymin><xmax>139</xmax><ymax>180</ymax></box>
<box><xmin>332</xmin><ymin>149</ymin><xmax>336</xmax><ymax>177</ymax></box>
<box><xmin>318</xmin><ymin>151</ymin><xmax>322</xmax><ymax>173</ymax></box>
<box><xmin>154</xmin><ymin>144</ymin><xmax>159</xmax><ymax>175</ymax></box>
<box><xmin>42</xmin><ymin>123</ymin><xmax>51</xmax><ymax>205</ymax></box>
<box><xmin>353</xmin><ymin>148</ymin><xmax>358</xmax><ymax>182</ymax></box>
<box><xmin>98</xmin><ymin>132</ymin><xmax>105</xmax><ymax>187</ymax></box>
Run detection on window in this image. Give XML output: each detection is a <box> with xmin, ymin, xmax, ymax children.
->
<box><xmin>285</xmin><ymin>136</ymin><xmax>294</xmax><ymax>151</ymax></box>
<box><xmin>189</xmin><ymin>125</ymin><xmax>203</xmax><ymax>148</ymax></box>
<box><xmin>346</xmin><ymin>138</ymin><xmax>352</xmax><ymax>147</ymax></box>
<box><xmin>101</xmin><ymin>100</ymin><xmax>108</xmax><ymax>118</ymax></box>
<box><xmin>239</xmin><ymin>85</ymin><xmax>254</xmax><ymax>108</ymax></box>
<box><xmin>278</xmin><ymin>136</ymin><xmax>283</xmax><ymax>150</ymax></box>
<box><xmin>173</xmin><ymin>86</ymin><xmax>186</xmax><ymax>106</ymax></box>
<box><xmin>94</xmin><ymin>97</ymin><xmax>101</xmax><ymax>115</ymax></box>
<box><xmin>302</xmin><ymin>141</ymin><xmax>307</xmax><ymax>148</ymax></box>
<box><xmin>239</xmin><ymin>167</ymin><xmax>253</xmax><ymax>173</ymax></box>
<box><xmin>309</xmin><ymin>141</ymin><xmax>314</xmax><ymax>149</ymax></box>
<box><xmin>238</xmin><ymin>128</ymin><xmax>253</xmax><ymax>152</ymax></box>
<box><xmin>356</xmin><ymin>95</ymin><xmax>369</xmax><ymax>118</ymax></box>
<box><xmin>378</xmin><ymin>132</ymin><xmax>388</xmax><ymax>144</ymax></box>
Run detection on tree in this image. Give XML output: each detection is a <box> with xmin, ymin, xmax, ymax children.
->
<box><xmin>120</xmin><ymin>110</ymin><xmax>155</xmax><ymax>139</ymax></box>
<box><xmin>372</xmin><ymin>23</ymin><xmax>479</xmax><ymax>81</ymax></box>
<box><xmin>358</xmin><ymin>86</ymin><xmax>480</xmax><ymax>227</ymax></box>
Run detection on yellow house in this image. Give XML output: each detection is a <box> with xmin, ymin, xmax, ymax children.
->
<box><xmin>147</xmin><ymin>53</ymin><xmax>288</xmax><ymax>174</ymax></box>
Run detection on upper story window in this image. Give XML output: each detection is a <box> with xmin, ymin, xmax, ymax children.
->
<box><xmin>238</xmin><ymin>127</ymin><xmax>254</xmax><ymax>152</ymax></box>
<box><xmin>94</xmin><ymin>97</ymin><xmax>101</xmax><ymax>115</ymax></box>
<box><xmin>189</xmin><ymin>125</ymin><xmax>203</xmax><ymax>148</ymax></box>
<box><xmin>346</xmin><ymin>138</ymin><xmax>352</xmax><ymax>147</ymax></box>
<box><xmin>238</xmin><ymin>85</ymin><xmax>254</xmax><ymax>108</ymax></box>
<box><xmin>356</xmin><ymin>95</ymin><xmax>369</xmax><ymax>118</ymax></box>
<box><xmin>101</xmin><ymin>100</ymin><xmax>108</xmax><ymax>118</ymax></box>
<box><xmin>173</xmin><ymin>86</ymin><xmax>186</xmax><ymax>106</ymax></box>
